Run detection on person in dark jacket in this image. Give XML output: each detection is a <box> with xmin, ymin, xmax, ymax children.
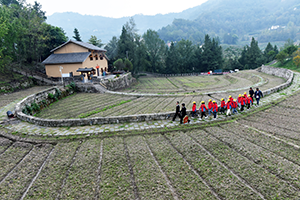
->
<box><xmin>254</xmin><ymin>88</ymin><xmax>263</xmax><ymax>105</ymax></box>
<box><xmin>249</xmin><ymin>87</ymin><xmax>254</xmax><ymax>105</ymax></box>
<box><xmin>180</xmin><ymin>103</ymin><xmax>190</xmax><ymax>124</ymax></box>
<box><xmin>172</xmin><ymin>101</ymin><xmax>180</xmax><ymax>121</ymax></box>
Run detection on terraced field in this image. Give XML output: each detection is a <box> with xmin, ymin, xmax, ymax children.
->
<box><xmin>121</xmin><ymin>70</ymin><xmax>284</xmax><ymax>94</ymax></box>
<box><xmin>1</xmin><ymin>92</ymin><xmax>300</xmax><ymax>199</ymax></box>
<box><xmin>36</xmin><ymin>70</ymin><xmax>285</xmax><ymax>119</ymax></box>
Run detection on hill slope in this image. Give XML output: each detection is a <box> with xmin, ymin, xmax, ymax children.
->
<box><xmin>46</xmin><ymin>4</ymin><xmax>207</xmax><ymax>43</ymax></box>
<box><xmin>158</xmin><ymin>0</ymin><xmax>300</xmax><ymax>43</ymax></box>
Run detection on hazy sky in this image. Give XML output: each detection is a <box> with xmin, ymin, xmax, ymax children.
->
<box><xmin>26</xmin><ymin>0</ymin><xmax>208</xmax><ymax>18</ymax></box>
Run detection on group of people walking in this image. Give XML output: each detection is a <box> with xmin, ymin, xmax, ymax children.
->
<box><xmin>172</xmin><ymin>87</ymin><xmax>263</xmax><ymax>123</ymax></box>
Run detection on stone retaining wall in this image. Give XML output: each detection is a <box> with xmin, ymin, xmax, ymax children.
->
<box><xmin>15</xmin><ymin>66</ymin><xmax>294</xmax><ymax>127</ymax></box>
<box><xmin>102</xmin><ymin>73</ymin><xmax>135</xmax><ymax>91</ymax></box>
<box><xmin>261</xmin><ymin>65</ymin><xmax>294</xmax><ymax>96</ymax></box>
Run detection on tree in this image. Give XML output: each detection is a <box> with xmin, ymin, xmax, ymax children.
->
<box><xmin>201</xmin><ymin>34</ymin><xmax>223</xmax><ymax>71</ymax></box>
<box><xmin>143</xmin><ymin>29</ymin><xmax>166</xmax><ymax>73</ymax></box>
<box><xmin>73</xmin><ymin>28</ymin><xmax>82</xmax><ymax>41</ymax></box>
<box><xmin>113</xmin><ymin>59</ymin><xmax>124</xmax><ymax>70</ymax></box>
<box><xmin>293</xmin><ymin>48</ymin><xmax>300</xmax><ymax>67</ymax></box>
<box><xmin>105</xmin><ymin>36</ymin><xmax>119</xmax><ymax>61</ymax></box>
<box><xmin>88</xmin><ymin>35</ymin><xmax>103</xmax><ymax>47</ymax></box>
<box><xmin>118</xmin><ymin>26</ymin><xmax>134</xmax><ymax>60</ymax></box>
<box><xmin>165</xmin><ymin>42</ymin><xmax>179</xmax><ymax>74</ymax></box>
<box><xmin>276</xmin><ymin>51</ymin><xmax>288</xmax><ymax>64</ymax></box>
<box><xmin>124</xmin><ymin>58</ymin><xmax>133</xmax><ymax>72</ymax></box>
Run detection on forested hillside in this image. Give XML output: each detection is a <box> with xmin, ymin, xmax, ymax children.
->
<box><xmin>46</xmin><ymin>5</ymin><xmax>205</xmax><ymax>43</ymax></box>
<box><xmin>158</xmin><ymin>0</ymin><xmax>300</xmax><ymax>44</ymax></box>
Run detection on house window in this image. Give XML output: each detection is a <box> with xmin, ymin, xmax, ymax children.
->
<box><xmin>90</xmin><ymin>56</ymin><xmax>93</xmax><ymax>61</ymax></box>
<box><xmin>95</xmin><ymin>55</ymin><xmax>98</xmax><ymax>60</ymax></box>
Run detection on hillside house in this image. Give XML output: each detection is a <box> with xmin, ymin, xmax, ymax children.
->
<box><xmin>42</xmin><ymin>40</ymin><xmax>108</xmax><ymax>78</ymax></box>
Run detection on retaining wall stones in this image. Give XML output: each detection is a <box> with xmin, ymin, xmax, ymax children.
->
<box><xmin>260</xmin><ymin>65</ymin><xmax>294</xmax><ymax>96</ymax></box>
<box><xmin>102</xmin><ymin>73</ymin><xmax>135</xmax><ymax>91</ymax></box>
<box><xmin>15</xmin><ymin>66</ymin><xmax>294</xmax><ymax>127</ymax></box>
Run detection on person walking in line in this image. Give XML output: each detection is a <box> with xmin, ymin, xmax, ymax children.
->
<box><xmin>191</xmin><ymin>101</ymin><xmax>198</xmax><ymax>118</ymax></box>
<box><xmin>249</xmin><ymin>87</ymin><xmax>254</xmax><ymax>105</ymax></box>
<box><xmin>199</xmin><ymin>101</ymin><xmax>208</xmax><ymax>120</ymax></box>
<box><xmin>237</xmin><ymin>94</ymin><xmax>242</xmax><ymax>109</ymax></box>
<box><xmin>232</xmin><ymin>99</ymin><xmax>238</xmax><ymax>114</ymax></box>
<box><xmin>212</xmin><ymin>100</ymin><xmax>218</xmax><ymax>120</ymax></box>
<box><xmin>244</xmin><ymin>92</ymin><xmax>247</xmax><ymax>98</ymax></box>
<box><xmin>254</xmin><ymin>88</ymin><xmax>263</xmax><ymax>106</ymax></box>
<box><xmin>180</xmin><ymin>103</ymin><xmax>190</xmax><ymax>124</ymax></box>
<box><xmin>172</xmin><ymin>101</ymin><xmax>180</xmax><ymax>121</ymax></box>
<box><xmin>239</xmin><ymin>95</ymin><xmax>245</xmax><ymax>111</ymax></box>
<box><xmin>229</xmin><ymin>95</ymin><xmax>233</xmax><ymax>102</ymax></box>
<box><xmin>208</xmin><ymin>99</ymin><xmax>213</xmax><ymax>117</ymax></box>
<box><xmin>220</xmin><ymin>98</ymin><xmax>226</xmax><ymax>114</ymax></box>
<box><xmin>247</xmin><ymin>94</ymin><xmax>253</xmax><ymax>109</ymax></box>
<box><xmin>226</xmin><ymin>99</ymin><xmax>232</xmax><ymax>116</ymax></box>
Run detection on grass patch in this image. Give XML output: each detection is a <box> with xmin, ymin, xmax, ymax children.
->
<box><xmin>78</xmin><ymin>100</ymin><xmax>132</xmax><ymax>118</ymax></box>
<box><xmin>271</xmin><ymin>60</ymin><xmax>300</xmax><ymax>72</ymax></box>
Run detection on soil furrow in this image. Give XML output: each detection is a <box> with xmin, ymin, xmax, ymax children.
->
<box><xmin>95</xmin><ymin>140</ymin><xmax>103</xmax><ymax>200</ymax></box>
<box><xmin>236</xmin><ymin>121</ymin><xmax>300</xmax><ymax>150</ymax></box>
<box><xmin>163</xmin><ymin>135</ymin><xmax>222</xmax><ymax>200</ymax></box>
<box><xmin>144</xmin><ymin>137</ymin><xmax>179</xmax><ymax>200</ymax></box>
<box><xmin>188</xmin><ymin>134</ymin><xmax>266</xmax><ymax>200</ymax></box>
<box><xmin>123</xmin><ymin>138</ymin><xmax>140</xmax><ymax>200</ymax></box>
<box><xmin>20</xmin><ymin>146</ymin><xmax>55</xmax><ymax>200</ymax></box>
<box><xmin>0</xmin><ymin>144</ymin><xmax>34</xmax><ymax>184</ymax></box>
<box><xmin>207</xmin><ymin>126</ymin><xmax>300</xmax><ymax>191</ymax></box>
<box><xmin>55</xmin><ymin>141</ymin><xmax>82</xmax><ymax>200</ymax></box>
<box><xmin>0</xmin><ymin>140</ymin><xmax>13</xmax><ymax>157</ymax></box>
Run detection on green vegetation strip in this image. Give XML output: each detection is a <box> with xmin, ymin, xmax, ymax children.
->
<box><xmin>78</xmin><ymin>100</ymin><xmax>132</xmax><ymax>118</ymax></box>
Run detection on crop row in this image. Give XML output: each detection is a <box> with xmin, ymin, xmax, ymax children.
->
<box><xmin>164</xmin><ymin>132</ymin><xmax>260</xmax><ymax>199</ymax></box>
<box><xmin>266</xmin><ymin>106</ymin><xmax>300</xmax><ymax>118</ymax></box>
<box><xmin>206</xmin><ymin>125</ymin><xmax>300</xmax><ymax>189</ymax></box>
<box><xmin>38</xmin><ymin>93</ymin><xmax>131</xmax><ymax>119</ymax></box>
<box><xmin>0</xmin><ymin>143</ymin><xmax>53</xmax><ymax>199</ymax></box>
<box><xmin>189</xmin><ymin>129</ymin><xmax>300</xmax><ymax>199</ymax></box>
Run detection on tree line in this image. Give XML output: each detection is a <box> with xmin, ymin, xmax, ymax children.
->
<box><xmin>0</xmin><ymin>0</ymin><xmax>67</xmax><ymax>76</ymax></box>
<box><xmin>98</xmin><ymin>18</ymin><xmax>299</xmax><ymax>75</ymax></box>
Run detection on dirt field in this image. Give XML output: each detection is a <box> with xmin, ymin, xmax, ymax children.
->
<box><xmin>1</xmin><ymin>92</ymin><xmax>300</xmax><ymax>199</ymax></box>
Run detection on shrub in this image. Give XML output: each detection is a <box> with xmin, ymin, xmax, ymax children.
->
<box><xmin>31</xmin><ymin>102</ymin><xmax>40</xmax><ymax>112</ymax></box>
<box><xmin>48</xmin><ymin>93</ymin><xmax>54</xmax><ymax>99</ymax></box>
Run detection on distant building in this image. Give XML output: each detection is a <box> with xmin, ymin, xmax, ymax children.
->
<box><xmin>42</xmin><ymin>40</ymin><xmax>108</xmax><ymax>78</ymax></box>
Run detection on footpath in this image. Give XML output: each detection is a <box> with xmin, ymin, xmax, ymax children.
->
<box><xmin>1</xmin><ymin>72</ymin><xmax>300</xmax><ymax>137</ymax></box>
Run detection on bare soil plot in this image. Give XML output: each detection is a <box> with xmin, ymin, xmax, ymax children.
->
<box><xmin>0</xmin><ymin>86</ymin><xmax>50</xmax><ymax>108</ymax></box>
<box><xmin>189</xmin><ymin>129</ymin><xmax>300</xmax><ymax>199</ymax></box>
<box><xmin>24</xmin><ymin>141</ymin><xmax>80</xmax><ymax>199</ymax></box>
<box><xmin>0</xmin><ymin>144</ymin><xmax>53</xmax><ymax>199</ymax></box>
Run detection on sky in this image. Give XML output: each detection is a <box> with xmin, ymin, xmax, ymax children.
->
<box><xmin>25</xmin><ymin>0</ymin><xmax>208</xmax><ymax>18</ymax></box>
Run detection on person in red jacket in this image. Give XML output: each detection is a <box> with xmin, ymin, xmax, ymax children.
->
<box><xmin>239</xmin><ymin>95</ymin><xmax>246</xmax><ymax>111</ymax></box>
<box><xmin>199</xmin><ymin>101</ymin><xmax>208</xmax><ymax>120</ymax></box>
<box><xmin>232</xmin><ymin>99</ymin><xmax>238</xmax><ymax>114</ymax></box>
<box><xmin>191</xmin><ymin>101</ymin><xmax>198</xmax><ymax>118</ymax></box>
<box><xmin>237</xmin><ymin>94</ymin><xmax>242</xmax><ymax>109</ymax></box>
<box><xmin>212</xmin><ymin>100</ymin><xmax>218</xmax><ymax>119</ymax></box>
<box><xmin>229</xmin><ymin>95</ymin><xmax>234</xmax><ymax>102</ymax></box>
<box><xmin>244</xmin><ymin>92</ymin><xmax>247</xmax><ymax>98</ymax></box>
<box><xmin>247</xmin><ymin>94</ymin><xmax>252</xmax><ymax>109</ymax></box>
<box><xmin>220</xmin><ymin>98</ymin><xmax>226</xmax><ymax>114</ymax></box>
<box><xmin>226</xmin><ymin>99</ymin><xmax>232</xmax><ymax>116</ymax></box>
<box><xmin>208</xmin><ymin>99</ymin><xmax>213</xmax><ymax>117</ymax></box>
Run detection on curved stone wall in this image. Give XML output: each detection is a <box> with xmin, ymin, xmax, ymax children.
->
<box><xmin>15</xmin><ymin>66</ymin><xmax>294</xmax><ymax>127</ymax></box>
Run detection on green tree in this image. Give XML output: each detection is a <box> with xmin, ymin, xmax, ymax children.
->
<box><xmin>276</xmin><ymin>51</ymin><xmax>288</xmax><ymax>64</ymax></box>
<box><xmin>165</xmin><ymin>42</ymin><xmax>179</xmax><ymax>74</ymax></box>
<box><xmin>88</xmin><ymin>35</ymin><xmax>103</xmax><ymax>47</ymax></box>
<box><xmin>201</xmin><ymin>35</ymin><xmax>223</xmax><ymax>71</ymax></box>
<box><xmin>118</xmin><ymin>26</ymin><xmax>134</xmax><ymax>60</ymax></box>
<box><xmin>123</xmin><ymin>58</ymin><xmax>133</xmax><ymax>72</ymax></box>
<box><xmin>105</xmin><ymin>36</ymin><xmax>119</xmax><ymax>61</ymax></box>
<box><xmin>132</xmin><ymin>35</ymin><xmax>148</xmax><ymax>74</ymax></box>
<box><xmin>73</xmin><ymin>28</ymin><xmax>82</xmax><ymax>41</ymax></box>
<box><xmin>113</xmin><ymin>58</ymin><xmax>124</xmax><ymax>70</ymax></box>
<box><xmin>176</xmin><ymin>39</ymin><xmax>195</xmax><ymax>73</ymax></box>
<box><xmin>143</xmin><ymin>29</ymin><xmax>166</xmax><ymax>73</ymax></box>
